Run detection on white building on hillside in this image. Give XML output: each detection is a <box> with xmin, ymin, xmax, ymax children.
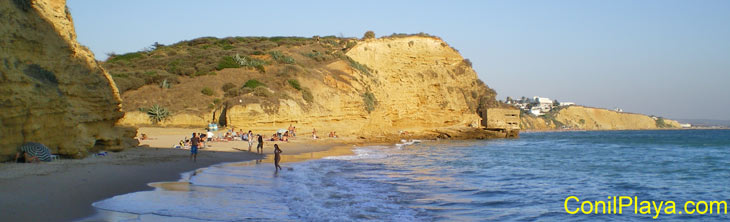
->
<box><xmin>533</xmin><ymin>96</ymin><xmax>553</xmax><ymax>113</ymax></box>
<box><xmin>530</xmin><ymin>107</ymin><xmax>544</xmax><ymax>116</ymax></box>
<box><xmin>506</xmin><ymin>96</ymin><xmax>578</xmax><ymax>116</ymax></box>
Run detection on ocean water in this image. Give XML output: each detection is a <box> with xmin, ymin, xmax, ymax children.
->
<box><xmin>88</xmin><ymin>130</ymin><xmax>730</xmax><ymax>221</ymax></box>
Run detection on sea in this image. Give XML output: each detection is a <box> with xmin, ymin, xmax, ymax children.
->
<box><xmin>85</xmin><ymin>130</ymin><xmax>730</xmax><ymax>221</ymax></box>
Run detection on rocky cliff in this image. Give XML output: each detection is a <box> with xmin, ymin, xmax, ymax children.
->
<box><xmin>115</xmin><ymin>35</ymin><xmax>499</xmax><ymax>139</ymax></box>
<box><xmin>521</xmin><ymin>106</ymin><xmax>680</xmax><ymax>130</ymax></box>
<box><xmin>0</xmin><ymin>0</ymin><xmax>136</xmax><ymax>161</ymax></box>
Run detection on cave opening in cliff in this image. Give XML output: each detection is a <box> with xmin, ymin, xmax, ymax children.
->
<box><xmin>91</xmin><ymin>139</ymin><xmax>106</xmax><ymax>152</ymax></box>
<box><xmin>218</xmin><ymin>104</ymin><xmax>228</xmax><ymax>127</ymax></box>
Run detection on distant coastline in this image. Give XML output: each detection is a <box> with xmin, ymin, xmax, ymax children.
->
<box><xmin>521</xmin><ymin>127</ymin><xmax>729</xmax><ymax>133</ymax></box>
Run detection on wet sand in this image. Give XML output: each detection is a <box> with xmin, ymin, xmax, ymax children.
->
<box><xmin>0</xmin><ymin>127</ymin><xmax>359</xmax><ymax>222</ymax></box>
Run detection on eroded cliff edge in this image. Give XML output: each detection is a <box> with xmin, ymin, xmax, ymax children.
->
<box><xmin>115</xmin><ymin>35</ymin><xmax>500</xmax><ymax>139</ymax></box>
<box><xmin>0</xmin><ymin>0</ymin><xmax>136</xmax><ymax>161</ymax></box>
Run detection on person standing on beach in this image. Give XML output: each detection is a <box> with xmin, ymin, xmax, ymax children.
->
<box><xmin>257</xmin><ymin>134</ymin><xmax>264</xmax><ymax>154</ymax></box>
<box><xmin>274</xmin><ymin>144</ymin><xmax>283</xmax><ymax>171</ymax></box>
<box><xmin>247</xmin><ymin>130</ymin><xmax>254</xmax><ymax>151</ymax></box>
<box><xmin>190</xmin><ymin>133</ymin><xmax>200</xmax><ymax>162</ymax></box>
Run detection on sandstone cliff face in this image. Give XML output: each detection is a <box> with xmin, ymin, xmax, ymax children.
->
<box><xmin>520</xmin><ymin>115</ymin><xmax>553</xmax><ymax>130</ymax></box>
<box><xmin>343</xmin><ymin>37</ymin><xmax>495</xmax><ymax>135</ymax></box>
<box><xmin>0</xmin><ymin>0</ymin><xmax>136</xmax><ymax>161</ymax></box>
<box><xmin>521</xmin><ymin>106</ymin><xmax>680</xmax><ymax>130</ymax></box>
<box><xmin>118</xmin><ymin>36</ymin><xmax>497</xmax><ymax>139</ymax></box>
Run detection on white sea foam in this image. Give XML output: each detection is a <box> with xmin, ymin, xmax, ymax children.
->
<box><xmin>91</xmin><ymin>163</ymin><xmax>293</xmax><ymax>221</ymax></box>
<box><xmin>324</xmin><ymin>145</ymin><xmax>390</xmax><ymax>160</ymax></box>
<box><xmin>277</xmin><ymin>159</ymin><xmax>422</xmax><ymax>221</ymax></box>
<box><xmin>89</xmin><ymin>144</ymin><xmax>422</xmax><ymax>221</ymax></box>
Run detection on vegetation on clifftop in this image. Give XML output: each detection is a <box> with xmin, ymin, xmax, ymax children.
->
<box><xmin>104</xmin><ymin>35</ymin><xmax>366</xmax><ymax>114</ymax></box>
<box><xmin>103</xmin><ymin>33</ymin><xmax>498</xmax><ymax>120</ymax></box>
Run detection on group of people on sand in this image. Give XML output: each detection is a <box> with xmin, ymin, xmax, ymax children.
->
<box><xmin>310</xmin><ymin>128</ymin><xmax>339</xmax><ymax>139</ymax></box>
<box><xmin>271</xmin><ymin>132</ymin><xmax>290</xmax><ymax>142</ymax></box>
<box><xmin>178</xmin><ymin>124</ymin><xmax>340</xmax><ymax>171</ymax></box>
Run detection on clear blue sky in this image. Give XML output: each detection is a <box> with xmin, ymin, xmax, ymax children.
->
<box><xmin>68</xmin><ymin>0</ymin><xmax>730</xmax><ymax>120</ymax></box>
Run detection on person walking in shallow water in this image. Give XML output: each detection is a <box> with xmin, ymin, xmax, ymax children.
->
<box><xmin>257</xmin><ymin>134</ymin><xmax>264</xmax><ymax>154</ymax></box>
<box><xmin>274</xmin><ymin>144</ymin><xmax>283</xmax><ymax>171</ymax></box>
<box><xmin>247</xmin><ymin>130</ymin><xmax>254</xmax><ymax>152</ymax></box>
<box><xmin>190</xmin><ymin>132</ymin><xmax>200</xmax><ymax>162</ymax></box>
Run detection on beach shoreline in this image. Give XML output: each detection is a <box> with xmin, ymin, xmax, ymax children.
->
<box><xmin>0</xmin><ymin>127</ymin><xmax>361</xmax><ymax>222</ymax></box>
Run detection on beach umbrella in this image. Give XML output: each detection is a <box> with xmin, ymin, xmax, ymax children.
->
<box><xmin>19</xmin><ymin>142</ymin><xmax>52</xmax><ymax>162</ymax></box>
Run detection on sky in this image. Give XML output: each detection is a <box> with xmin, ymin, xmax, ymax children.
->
<box><xmin>67</xmin><ymin>0</ymin><xmax>730</xmax><ymax>120</ymax></box>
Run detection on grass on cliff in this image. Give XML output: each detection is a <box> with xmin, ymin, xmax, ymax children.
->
<box><xmin>347</xmin><ymin>57</ymin><xmax>372</xmax><ymax>75</ymax></box>
<box><xmin>104</xmin><ymin>35</ymin><xmax>364</xmax><ymax>114</ymax></box>
<box><xmin>287</xmin><ymin>79</ymin><xmax>301</xmax><ymax>90</ymax></box>
<box><xmin>539</xmin><ymin>107</ymin><xmax>566</xmax><ymax>128</ymax></box>
<box><xmin>105</xmin><ymin>36</ymin><xmax>323</xmax><ymax>94</ymax></box>
<box><xmin>243</xmin><ymin>79</ymin><xmax>266</xmax><ymax>89</ymax></box>
<box><xmin>656</xmin><ymin>117</ymin><xmax>670</xmax><ymax>128</ymax></box>
<box><xmin>104</xmin><ymin>34</ymin><xmax>497</xmax><ymax>116</ymax></box>
<box><xmin>216</xmin><ymin>56</ymin><xmax>240</xmax><ymax>70</ymax></box>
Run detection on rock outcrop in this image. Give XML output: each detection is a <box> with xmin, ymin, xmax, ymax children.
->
<box><xmin>118</xmin><ymin>36</ymin><xmax>499</xmax><ymax>139</ymax></box>
<box><xmin>521</xmin><ymin>106</ymin><xmax>680</xmax><ymax>130</ymax></box>
<box><xmin>0</xmin><ymin>0</ymin><xmax>136</xmax><ymax>161</ymax></box>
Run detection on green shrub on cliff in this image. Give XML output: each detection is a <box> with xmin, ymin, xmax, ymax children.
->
<box><xmin>363</xmin><ymin>31</ymin><xmax>375</xmax><ymax>39</ymax></box>
<box><xmin>216</xmin><ymin>56</ymin><xmax>241</xmax><ymax>70</ymax></box>
<box><xmin>269</xmin><ymin>51</ymin><xmax>295</xmax><ymax>64</ymax></box>
<box><xmin>243</xmin><ymin>79</ymin><xmax>265</xmax><ymax>89</ymax></box>
<box><xmin>287</xmin><ymin>79</ymin><xmax>302</xmax><ymax>91</ymax></box>
<box><xmin>221</xmin><ymin>83</ymin><xmax>236</xmax><ymax>92</ymax></box>
<box><xmin>362</xmin><ymin>91</ymin><xmax>377</xmax><ymax>113</ymax></box>
<box><xmin>302</xmin><ymin>88</ymin><xmax>314</xmax><ymax>103</ymax></box>
<box><xmin>253</xmin><ymin>87</ymin><xmax>272</xmax><ymax>97</ymax></box>
<box><xmin>541</xmin><ymin>109</ymin><xmax>565</xmax><ymax>128</ymax></box>
<box><xmin>201</xmin><ymin>87</ymin><xmax>214</xmax><ymax>96</ymax></box>
<box><xmin>463</xmin><ymin>59</ymin><xmax>472</xmax><ymax>67</ymax></box>
<box><xmin>167</xmin><ymin>59</ymin><xmax>196</xmax><ymax>76</ymax></box>
<box><xmin>224</xmin><ymin>88</ymin><xmax>242</xmax><ymax>97</ymax></box>
<box><xmin>147</xmin><ymin>104</ymin><xmax>170</xmax><ymax>124</ymax></box>
<box><xmin>347</xmin><ymin>57</ymin><xmax>372</xmax><ymax>75</ymax></box>
<box><xmin>656</xmin><ymin>117</ymin><xmax>669</xmax><ymax>128</ymax></box>
<box><xmin>232</xmin><ymin>54</ymin><xmax>268</xmax><ymax>73</ymax></box>
<box><xmin>303</xmin><ymin>51</ymin><xmax>329</xmax><ymax>62</ymax></box>
<box><xmin>109</xmin><ymin>52</ymin><xmax>144</xmax><ymax>63</ymax></box>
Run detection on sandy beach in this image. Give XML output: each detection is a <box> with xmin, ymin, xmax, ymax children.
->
<box><xmin>0</xmin><ymin>127</ymin><xmax>358</xmax><ymax>221</ymax></box>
